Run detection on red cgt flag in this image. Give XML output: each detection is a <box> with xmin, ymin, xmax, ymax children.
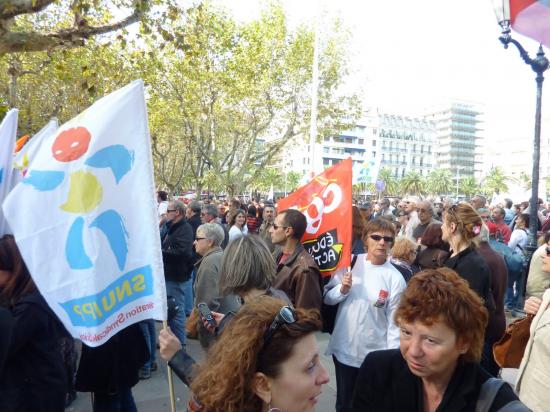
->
<box><xmin>510</xmin><ymin>0</ymin><xmax>550</xmax><ymax>48</ymax></box>
<box><xmin>277</xmin><ymin>158</ymin><xmax>352</xmax><ymax>277</ymax></box>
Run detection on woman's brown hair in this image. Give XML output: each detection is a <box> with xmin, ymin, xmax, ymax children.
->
<box><xmin>352</xmin><ymin>206</ymin><xmax>365</xmax><ymax>239</ymax></box>
<box><xmin>420</xmin><ymin>223</ymin><xmax>446</xmax><ymax>248</ymax></box>
<box><xmin>444</xmin><ymin>203</ymin><xmax>482</xmax><ymax>243</ymax></box>
<box><xmin>0</xmin><ymin>235</ymin><xmax>36</xmax><ymax>305</ymax></box>
<box><xmin>395</xmin><ymin>267</ymin><xmax>488</xmax><ymax>362</ymax></box>
<box><xmin>362</xmin><ymin>218</ymin><xmax>396</xmax><ymax>244</ymax></box>
<box><xmin>190</xmin><ymin>296</ymin><xmax>321</xmax><ymax>412</ymax></box>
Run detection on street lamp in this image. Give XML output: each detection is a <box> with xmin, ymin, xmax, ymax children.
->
<box><xmin>492</xmin><ymin>0</ymin><xmax>549</xmax><ymax>310</ymax></box>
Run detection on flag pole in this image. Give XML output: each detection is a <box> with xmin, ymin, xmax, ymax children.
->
<box><xmin>163</xmin><ymin>320</ymin><xmax>177</xmax><ymax>412</ymax></box>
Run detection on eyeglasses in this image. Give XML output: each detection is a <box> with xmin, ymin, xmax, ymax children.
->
<box><xmin>416</xmin><ymin>208</ymin><xmax>429</xmax><ymax>213</ymax></box>
<box><xmin>272</xmin><ymin>224</ymin><xmax>288</xmax><ymax>230</ymax></box>
<box><xmin>195</xmin><ymin>237</ymin><xmax>205</xmax><ymax>241</ymax></box>
<box><xmin>369</xmin><ymin>234</ymin><xmax>394</xmax><ymax>243</ymax></box>
<box><xmin>263</xmin><ymin>306</ymin><xmax>297</xmax><ymax>347</ymax></box>
<box><xmin>167</xmin><ymin>209</ymin><xmax>176</xmax><ymax>213</ymax></box>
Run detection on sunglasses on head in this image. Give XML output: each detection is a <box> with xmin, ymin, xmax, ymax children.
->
<box><xmin>369</xmin><ymin>234</ymin><xmax>394</xmax><ymax>243</ymax></box>
<box><xmin>262</xmin><ymin>306</ymin><xmax>297</xmax><ymax>348</ymax></box>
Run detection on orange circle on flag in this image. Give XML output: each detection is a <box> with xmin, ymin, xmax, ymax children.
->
<box><xmin>52</xmin><ymin>127</ymin><xmax>91</xmax><ymax>162</ymax></box>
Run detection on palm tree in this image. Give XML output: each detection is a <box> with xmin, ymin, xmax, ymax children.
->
<box><xmin>400</xmin><ymin>171</ymin><xmax>425</xmax><ymax>196</ymax></box>
<box><xmin>518</xmin><ymin>171</ymin><xmax>532</xmax><ymax>190</ymax></box>
<box><xmin>426</xmin><ymin>169</ymin><xmax>453</xmax><ymax>195</ymax></box>
<box><xmin>460</xmin><ymin>176</ymin><xmax>479</xmax><ymax>199</ymax></box>
<box><xmin>482</xmin><ymin>167</ymin><xmax>509</xmax><ymax>197</ymax></box>
<box><xmin>377</xmin><ymin>167</ymin><xmax>399</xmax><ymax>196</ymax></box>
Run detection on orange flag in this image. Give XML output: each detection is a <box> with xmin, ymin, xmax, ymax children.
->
<box><xmin>278</xmin><ymin>158</ymin><xmax>352</xmax><ymax>277</ymax></box>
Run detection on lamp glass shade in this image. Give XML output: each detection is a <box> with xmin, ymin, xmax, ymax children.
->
<box><xmin>491</xmin><ymin>0</ymin><xmax>511</xmax><ymax>23</ymax></box>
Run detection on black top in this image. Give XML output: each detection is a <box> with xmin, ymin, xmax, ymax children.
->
<box><xmin>0</xmin><ymin>292</ymin><xmax>67</xmax><ymax>411</ymax></box>
<box><xmin>352</xmin><ymin>349</ymin><xmax>518</xmax><ymax>412</ymax></box>
<box><xmin>161</xmin><ymin>219</ymin><xmax>194</xmax><ymax>282</ymax></box>
<box><xmin>444</xmin><ymin>246</ymin><xmax>492</xmax><ymax>307</ymax></box>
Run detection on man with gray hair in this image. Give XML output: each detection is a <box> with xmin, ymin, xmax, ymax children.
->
<box><xmin>201</xmin><ymin>204</ymin><xmax>229</xmax><ymax>248</ymax></box>
<box><xmin>412</xmin><ymin>200</ymin><xmax>440</xmax><ymax>242</ymax></box>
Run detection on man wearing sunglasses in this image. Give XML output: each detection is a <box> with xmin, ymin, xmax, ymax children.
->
<box><xmin>412</xmin><ymin>200</ymin><xmax>440</xmax><ymax>242</ymax></box>
<box><xmin>270</xmin><ymin>209</ymin><xmax>323</xmax><ymax>311</ymax></box>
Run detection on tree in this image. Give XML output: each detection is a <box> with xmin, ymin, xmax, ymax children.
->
<box><xmin>460</xmin><ymin>176</ymin><xmax>479</xmax><ymax>199</ymax></box>
<box><xmin>482</xmin><ymin>167</ymin><xmax>509</xmax><ymax>197</ymax></box>
<box><xmin>148</xmin><ymin>3</ymin><xmax>360</xmax><ymax>195</ymax></box>
<box><xmin>426</xmin><ymin>169</ymin><xmax>452</xmax><ymax>195</ymax></box>
<box><xmin>377</xmin><ymin>168</ymin><xmax>399</xmax><ymax>196</ymax></box>
<box><xmin>252</xmin><ymin>167</ymin><xmax>284</xmax><ymax>193</ymax></box>
<box><xmin>400</xmin><ymin>171</ymin><xmax>425</xmax><ymax>196</ymax></box>
<box><xmin>0</xmin><ymin>0</ymin><xmax>161</xmax><ymax>55</ymax></box>
<box><xmin>518</xmin><ymin>171</ymin><xmax>532</xmax><ymax>190</ymax></box>
<box><xmin>285</xmin><ymin>171</ymin><xmax>301</xmax><ymax>193</ymax></box>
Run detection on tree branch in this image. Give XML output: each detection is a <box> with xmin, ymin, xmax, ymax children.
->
<box><xmin>0</xmin><ymin>1</ymin><xmax>149</xmax><ymax>55</ymax></box>
<box><xmin>0</xmin><ymin>0</ymin><xmax>54</xmax><ymax>19</ymax></box>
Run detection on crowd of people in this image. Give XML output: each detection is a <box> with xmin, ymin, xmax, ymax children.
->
<box><xmin>1</xmin><ymin>188</ymin><xmax>550</xmax><ymax>411</ymax></box>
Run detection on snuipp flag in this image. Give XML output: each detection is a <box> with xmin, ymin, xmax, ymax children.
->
<box><xmin>511</xmin><ymin>0</ymin><xmax>550</xmax><ymax>48</ymax></box>
<box><xmin>3</xmin><ymin>80</ymin><xmax>166</xmax><ymax>347</ymax></box>
<box><xmin>278</xmin><ymin>158</ymin><xmax>352</xmax><ymax>277</ymax></box>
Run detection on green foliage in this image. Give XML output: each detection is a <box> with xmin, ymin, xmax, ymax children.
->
<box><xmin>400</xmin><ymin>171</ymin><xmax>425</xmax><ymax>196</ymax></box>
<box><xmin>377</xmin><ymin>168</ymin><xmax>399</xmax><ymax>196</ymax></box>
<box><xmin>426</xmin><ymin>169</ymin><xmax>452</xmax><ymax>195</ymax></box>
<box><xmin>460</xmin><ymin>176</ymin><xmax>479</xmax><ymax>199</ymax></box>
<box><xmin>482</xmin><ymin>167</ymin><xmax>509</xmax><ymax>197</ymax></box>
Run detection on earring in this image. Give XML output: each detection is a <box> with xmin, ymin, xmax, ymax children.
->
<box><xmin>268</xmin><ymin>404</ymin><xmax>281</xmax><ymax>412</ymax></box>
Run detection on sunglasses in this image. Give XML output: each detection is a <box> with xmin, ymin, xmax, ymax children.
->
<box><xmin>195</xmin><ymin>237</ymin><xmax>206</xmax><ymax>241</ymax></box>
<box><xmin>416</xmin><ymin>208</ymin><xmax>429</xmax><ymax>213</ymax></box>
<box><xmin>167</xmin><ymin>209</ymin><xmax>176</xmax><ymax>213</ymax></box>
<box><xmin>263</xmin><ymin>306</ymin><xmax>297</xmax><ymax>347</ymax></box>
<box><xmin>272</xmin><ymin>224</ymin><xmax>288</xmax><ymax>230</ymax></box>
<box><xmin>545</xmin><ymin>246</ymin><xmax>550</xmax><ymax>257</ymax></box>
<box><xmin>369</xmin><ymin>234</ymin><xmax>394</xmax><ymax>243</ymax></box>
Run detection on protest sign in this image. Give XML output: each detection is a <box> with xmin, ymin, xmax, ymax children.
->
<box><xmin>278</xmin><ymin>158</ymin><xmax>352</xmax><ymax>276</ymax></box>
<box><xmin>3</xmin><ymin>80</ymin><xmax>166</xmax><ymax>346</ymax></box>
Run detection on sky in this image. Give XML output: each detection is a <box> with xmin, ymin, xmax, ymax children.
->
<box><xmin>210</xmin><ymin>0</ymin><xmax>550</xmax><ymax>152</ymax></box>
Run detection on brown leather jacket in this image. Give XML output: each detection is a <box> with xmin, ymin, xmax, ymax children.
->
<box><xmin>273</xmin><ymin>244</ymin><xmax>323</xmax><ymax>311</ymax></box>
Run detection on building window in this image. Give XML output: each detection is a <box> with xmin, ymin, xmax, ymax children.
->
<box><xmin>359</xmin><ymin>138</ymin><xmax>364</xmax><ymax>144</ymax></box>
<box><xmin>372</xmin><ymin>140</ymin><xmax>377</xmax><ymax>147</ymax></box>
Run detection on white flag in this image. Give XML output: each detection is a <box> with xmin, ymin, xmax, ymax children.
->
<box><xmin>10</xmin><ymin>118</ymin><xmax>59</xmax><ymax>192</ymax></box>
<box><xmin>3</xmin><ymin>81</ymin><xmax>166</xmax><ymax>346</ymax></box>
<box><xmin>14</xmin><ymin>118</ymin><xmax>59</xmax><ymax>175</ymax></box>
<box><xmin>0</xmin><ymin>109</ymin><xmax>18</xmax><ymax>235</ymax></box>
<box><xmin>352</xmin><ymin>155</ymin><xmax>381</xmax><ymax>185</ymax></box>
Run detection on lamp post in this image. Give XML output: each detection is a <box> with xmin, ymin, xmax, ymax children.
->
<box><xmin>492</xmin><ymin>0</ymin><xmax>549</xmax><ymax>311</ymax></box>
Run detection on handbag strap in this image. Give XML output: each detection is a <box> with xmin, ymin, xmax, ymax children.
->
<box><xmin>475</xmin><ymin>378</ymin><xmax>505</xmax><ymax>412</ymax></box>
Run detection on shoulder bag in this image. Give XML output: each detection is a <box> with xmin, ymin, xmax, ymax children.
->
<box><xmin>492</xmin><ymin>314</ymin><xmax>534</xmax><ymax>368</ymax></box>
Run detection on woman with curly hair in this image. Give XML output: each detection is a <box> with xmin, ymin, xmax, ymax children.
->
<box><xmin>352</xmin><ymin>268</ymin><xmax>524</xmax><ymax>411</ymax></box>
<box><xmin>189</xmin><ymin>295</ymin><xmax>329</xmax><ymax>412</ymax></box>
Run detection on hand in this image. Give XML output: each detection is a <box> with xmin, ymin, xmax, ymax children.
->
<box><xmin>340</xmin><ymin>271</ymin><xmax>353</xmax><ymax>295</ymax></box>
<box><xmin>159</xmin><ymin>328</ymin><xmax>182</xmax><ymax>361</ymax></box>
<box><xmin>524</xmin><ymin>296</ymin><xmax>543</xmax><ymax>315</ymax></box>
<box><xmin>201</xmin><ymin>311</ymin><xmax>225</xmax><ymax>334</ymax></box>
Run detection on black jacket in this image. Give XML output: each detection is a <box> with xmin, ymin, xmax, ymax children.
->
<box><xmin>161</xmin><ymin>219</ymin><xmax>194</xmax><ymax>282</ymax></box>
<box><xmin>0</xmin><ymin>292</ymin><xmax>66</xmax><ymax>412</ymax></box>
<box><xmin>75</xmin><ymin>323</ymin><xmax>148</xmax><ymax>393</ymax></box>
<box><xmin>444</xmin><ymin>246</ymin><xmax>492</xmax><ymax>307</ymax></box>
<box><xmin>352</xmin><ymin>349</ymin><xmax>519</xmax><ymax>412</ymax></box>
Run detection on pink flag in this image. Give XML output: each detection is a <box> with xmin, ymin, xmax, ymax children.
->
<box><xmin>511</xmin><ymin>0</ymin><xmax>550</xmax><ymax>48</ymax></box>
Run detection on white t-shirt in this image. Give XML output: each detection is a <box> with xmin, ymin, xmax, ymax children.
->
<box><xmin>158</xmin><ymin>201</ymin><xmax>168</xmax><ymax>217</ymax></box>
<box><xmin>324</xmin><ymin>255</ymin><xmax>406</xmax><ymax>368</ymax></box>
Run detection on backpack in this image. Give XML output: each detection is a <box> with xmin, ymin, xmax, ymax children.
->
<box><xmin>475</xmin><ymin>378</ymin><xmax>530</xmax><ymax>412</ymax></box>
<box><xmin>321</xmin><ymin>254</ymin><xmax>358</xmax><ymax>334</ymax></box>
